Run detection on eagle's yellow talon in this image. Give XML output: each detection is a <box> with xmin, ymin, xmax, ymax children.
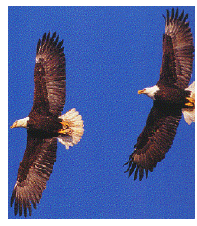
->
<box><xmin>58</xmin><ymin>128</ymin><xmax>72</xmax><ymax>135</ymax></box>
<box><xmin>185</xmin><ymin>97</ymin><xmax>195</xmax><ymax>107</ymax></box>
<box><xmin>58</xmin><ymin>129</ymin><xmax>66</xmax><ymax>134</ymax></box>
<box><xmin>186</xmin><ymin>97</ymin><xmax>195</xmax><ymax>103</ymax></box>
<box><xmin>185</xmin><ymin>102</ymin><xmax>194</xmax><ymax>107</ymax></box>
<box><xmin>60</xmin><ymin>121</ymin><xmax>69</xmax><ymax>127</ymax></box>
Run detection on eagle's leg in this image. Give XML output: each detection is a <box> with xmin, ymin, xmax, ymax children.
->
<box><xmin>185</xmin><ymin>97</ymin><xmax>195</xmax><ymax>107</ymax></box>
<box><xmin>58</xmin><ymin>121</ymin><xmax>72</xmax><ymax>135</ymax></box>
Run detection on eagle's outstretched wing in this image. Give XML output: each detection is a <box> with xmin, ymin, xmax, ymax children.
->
<box><xmin>30</xmin><ymin>32</ymin><xmax>66</xmax><ymax>117</ymax></box>
<box><xmin>11</xmin><ymin>132</ymin><xmax>57</xmax><ymax>217</ymax></box>
<box><xmin>125</xmin><ymin>102</ymin><xmax>182</xmax><ymax>181</ymax></box>
<box><xmin>158</xmin><ymin>8</ymin><xmax>194</xmax><ymax>89</ymax></box>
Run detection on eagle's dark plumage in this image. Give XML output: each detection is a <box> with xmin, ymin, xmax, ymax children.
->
<box><xmin>10</xmin><ymin>32</ymin><xmax>84</xmax><ymax>217</ymax></box>
<box><xmin>125</xmin><ymin>8</ymin><xmax>195</xmax><ymax>181</ymax></box>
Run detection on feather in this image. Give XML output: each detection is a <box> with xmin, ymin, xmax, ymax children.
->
<box><xmin>11</xmin><ymin>137</ymin><xmax>57</xmax><ymax>216</ymax></box>
<box><xmin>33</xmin><ymin>32</ymin><xmax>66</xmax><ymax>116</ymax></box>
<box><xmin>125</xmin><ymin>101</ymin><xmax>182</xmax><ymax>180</ymax></box>
<box><xmin>159</xmin><ymin>8</ymin><xmax>194</xmax><ymax>89</ymax></box>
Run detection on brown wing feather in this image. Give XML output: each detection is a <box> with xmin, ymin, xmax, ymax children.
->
<box><xmin>31</xmin><ymin>32</ymin><xmax>66</xmax><ymax>116</ymax></box>
<box><xmin>125</xmin><ymin>101</ymin><xmax>182</xmax><ymax>181</ymax></box>
<box><xmin>11</xmin><ymin>132</ymin><xmax>57</xmax><ymax>217</ymax></box>
<box><xmin>158</xmin><ymin>8</ymin><xmax>194</xmax><ymax>89</ymax></box>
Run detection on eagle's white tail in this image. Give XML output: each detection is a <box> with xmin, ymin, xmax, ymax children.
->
<box><xmin>58</xmin><ymin>108</ymin><xmax>84</xmax><ymax>149</ymax></box>
<box><xmin>182</xmin><ymin>81</ymin><xmax>195</xmax><ymax>125</ymax></box>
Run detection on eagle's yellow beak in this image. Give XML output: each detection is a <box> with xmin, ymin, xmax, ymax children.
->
<box><xmin>138</xmin><ymin>89</ymin><xmax>145</xmax><ymax>94</ymax></box>
<box><xmin>10</xmin><ymin>121</ymin><xmax>17</xmax><ymax>129</ymax></box>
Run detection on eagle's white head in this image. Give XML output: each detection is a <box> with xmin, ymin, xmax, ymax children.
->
<box><xmin>138</xmin><ymin>85</ymin><xmax>160</xmax><ymax>100</ymax></box>
<box><xmin>10</xmin><ymin>117</ymin><xmax>29</xmax><ymax>129</ymax></box>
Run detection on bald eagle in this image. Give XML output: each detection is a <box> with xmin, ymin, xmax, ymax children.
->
<box><xmin>124</xmin><ymin>8</ymin><xmax>195</xmax><ymax>181</ymax></box>
<box><xmin>10</xmin><ymin>32</ymin><xmax>84</xmax><ymax>217</ymax></box>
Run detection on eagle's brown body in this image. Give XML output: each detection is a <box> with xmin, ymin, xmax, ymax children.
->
<box><xmin>154</xmin><ymin>87</ymin><xmax>191</xmax><ymax>106</ymax></box>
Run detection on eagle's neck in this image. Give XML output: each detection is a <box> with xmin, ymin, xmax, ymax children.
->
<box><xmin>11</xmin><ymin>117</ymin><xmax>29</xmax><ymax>129</ymax></box>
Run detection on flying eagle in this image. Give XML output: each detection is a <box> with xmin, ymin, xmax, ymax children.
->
<box><xmin>124</xmin><ymin>8</ymin><xmax>195</xmax><ymax>181</ymax></box>
<box><xmin>10</xmin><ymin>32</ymin><xmax>84</xmax><ymax>217</ymax></box>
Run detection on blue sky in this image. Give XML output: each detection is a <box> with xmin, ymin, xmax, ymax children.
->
<box><xmin>8</xmin><ymin>6</ymin><xmax>195</xmax><ymax>219</ymax></box>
